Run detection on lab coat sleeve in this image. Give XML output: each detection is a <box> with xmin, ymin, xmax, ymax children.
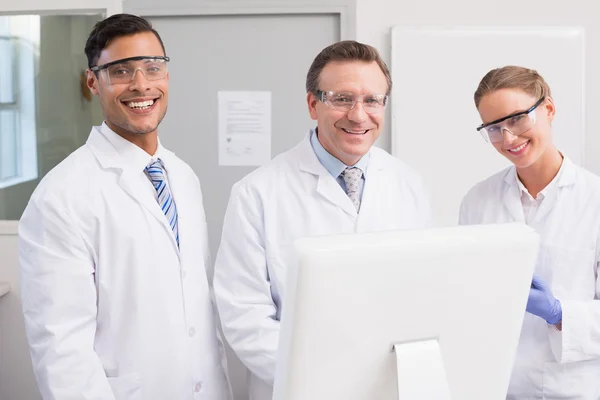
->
<box><xmin>19</xmin><ymin>194</ymin><xmax>115</xmax><ymax>400</ymax></box>
<box><xmin>548</xmin><ymin>260</ymin><xmax>600</xmax><ymax>363</ymax></box>
<box><xmin>213</xmin><ymin>181</ymin><xmax>279</xmax><ymax>386</ymax></box>
<box><xmin>417</xmin><ymin>176</ymin><xmax>434</xmax><ymax>228</ymax></box>
<box><xmin>198</xmin><ymin>184</ymin><xmax>212</xmax><ymax>274</ymax></box>
<box><xmin>208</xmin><ymin>287</ymin><xmax>234</xmax><ymax>400</ymax></box>
<box><xmin>198</xmin><ymin>185</ymin><xmax>233</xmax><ymax>398</ymax></box>
<box><xmin>458</xmin><ymin>194</ymin><xmax>473</xmax><ymax>225</ymax></box>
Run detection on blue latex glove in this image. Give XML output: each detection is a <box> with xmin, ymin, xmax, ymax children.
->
<box><xmin>526</xmin><ymin>275</ymin><xmax>562</xmax><ymax>325</ymax></box>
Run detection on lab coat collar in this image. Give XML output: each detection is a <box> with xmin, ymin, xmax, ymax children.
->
<box><xmin>296</xmin><ymin>131</ymin><xmax>379</xmax><ymax>217</ymax></box>
<box><xmin>87</xmin><ymin>124</ymin><xmax>181</xmax><ymax>255</ymax></box>
<box><xmin>89</xmin><ymin>122</ymin><xmax>173</xmax><ymax>173</ymax></box>
<box><xmin>297</xmin><ymin>130</ymin><xmax>383</xmax><ymax>176</ymax></box>
<box><xmin>297</xmin><ymin>131</ymin><xmax>334</xmax><ymax>176</ymax></box>
<box><xmin>503</xmin><ymin>155</ymin><xmax>577</xmax><ymax>190</ymax></box>
<box><xmin>309</xmin><ymin>128</ymin><xmax>371</xmax><ymax>178</ymax></box>
<box><xmin>501</xmin><ymin>155</ymin><xmax>577</xmax><ymax>222</ymax></box>
<box><xmin>555</xmin><ymin>156</ymin><xmax>577</xmax><ymax>188</ymax></box>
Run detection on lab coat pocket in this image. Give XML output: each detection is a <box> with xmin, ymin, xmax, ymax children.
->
<box><xmin>542</xmin><ymin>359</ymin><xmax>600</xmax><ymax>399</ymax></box>
<box><xmin>107</xmin><ymin>374</ymin><xmax>142</xmax><ymax>400</ymax></box>
<box><xmin>541</xmin><ymin>245</ymin><xmax>596</xmax><ymax>299</ymax></box>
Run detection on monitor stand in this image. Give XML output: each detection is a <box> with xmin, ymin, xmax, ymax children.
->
<box><xmin>393</xmin><ymin>338</ymin><xmax>452</xmax><ymax>400</ymax></box>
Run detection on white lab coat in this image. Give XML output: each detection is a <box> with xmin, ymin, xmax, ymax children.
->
<box><xmin>213</xmin><ymin>132</ymin><xmax>432</xmax><ymax>400</ymax></box>
<box><xmin>459</xmin><ymin>157</ymin><xmax>600</xmax><ymax>400</ymax></box>
<box><xmin>19</xmin><ymin>125</ymin><xmax>232</xmax><ymax>400</ymax></box>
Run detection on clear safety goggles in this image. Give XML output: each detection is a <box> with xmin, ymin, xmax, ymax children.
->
<box><xmin>90</xmin><ymin>55</ymin><xmax>170</xmax><ymax>85</ymax></box>
<box><xmin>316</xmin><ymin>90</ymin><xmax>388</xmax><ymax>114</ymax></box>
<box><xmin>476</xmin><ymin>97</ymin><xmax>545</xmax><ymax>143</ymax></box>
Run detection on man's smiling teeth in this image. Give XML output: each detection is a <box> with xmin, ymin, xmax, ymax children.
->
<box><xmin>508</xmin><ymin>141</ymin><xmax>529</xmax><ymax>153</ymax></box>
<box><xmin>342</xmin><ymin>128</ymin><xmax>368</xmax><ymax>134</ymax></box>
<box><xmin>126</xmin><ymin>100</ymin><xmax>154</xmax><ymax>109</ymax></box>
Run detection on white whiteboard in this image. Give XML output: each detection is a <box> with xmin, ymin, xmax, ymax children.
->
<box><xmin>390</xmin><ymin>27</ymin><xmax>585</xmax><ymax>226</ymax></box>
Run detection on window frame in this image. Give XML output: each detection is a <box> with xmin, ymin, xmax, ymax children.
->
<box><xmin>0</xmin><ymin>18</ymin><xmax>32</xmax><ymax>187</ymax></box>
<box><xmin>0</xmin><ymin>1</ymin><xmax>122</xmax><ymax>189</ymax></box>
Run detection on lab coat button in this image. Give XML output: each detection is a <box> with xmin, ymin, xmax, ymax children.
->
<box><xmin>189</xmin><ymin>327</ymin><xmax>196</xmax><ymax>337</ymax></box>
<box><xmin>195</xmin><ymin>382</ymin><xmax>202</xmax><ymax>392</ymax></box>
<box><xmin>182</xmin><ymin>270</ymin><xmax>187</xmax><ymax>278</ymax></box>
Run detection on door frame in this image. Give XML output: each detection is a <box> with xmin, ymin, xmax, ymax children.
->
<box><xmin>125</xmin><ymin>1</ymin><xmax>356</xmax><ymax>40</ymax></box>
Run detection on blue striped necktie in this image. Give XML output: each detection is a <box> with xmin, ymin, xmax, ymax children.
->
<box><xmin>145</xmin><ymin>159</ymin><xmax>179</xmax><ymax>247</ymax></box>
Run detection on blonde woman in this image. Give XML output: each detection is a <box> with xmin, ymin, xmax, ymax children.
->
<box><xmin>459</xmin><ymin>66</ymin><xmax>600</xmax><ymax>399</ymax></box>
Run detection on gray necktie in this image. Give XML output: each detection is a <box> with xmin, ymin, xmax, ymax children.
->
<box><xmin>341</xmin><ymin>167</ymin><xmax>363</xmax><ymax>211</ymax></box>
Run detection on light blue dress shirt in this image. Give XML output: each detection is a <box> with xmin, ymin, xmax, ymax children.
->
<box><xmin>309</xmin><ymin>128</ymin><xmax>370</xmax><ymax>202</ymax></box>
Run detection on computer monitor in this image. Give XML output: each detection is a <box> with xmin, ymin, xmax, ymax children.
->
<box><xmin>273</xmin><ymin>223</ymin><xmax>539</xmax><ymax>400</ymax></box>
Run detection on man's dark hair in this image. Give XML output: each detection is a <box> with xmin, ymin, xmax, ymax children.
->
<box><xmin>85</xmin><ymin>13</ymin><xmax>166</xmax><ymax>68</ymax></box>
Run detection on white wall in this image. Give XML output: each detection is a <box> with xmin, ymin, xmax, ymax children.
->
<box><xmin>356</xmin><ymin>0</ymin><xmax>600</xmax><ymax>177</ymax></box>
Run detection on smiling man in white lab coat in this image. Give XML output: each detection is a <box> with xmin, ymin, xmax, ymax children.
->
<box><xmin>213</xmin><ymin>41</ymin><xmax>433</xmax><ymax>400</ymax></box>
<box><xmin>18</xmin><ymin>14</ymin><xmax>231</xmax><ymax>400</ymax></box>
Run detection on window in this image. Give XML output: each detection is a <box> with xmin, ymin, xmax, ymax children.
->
<box><xmin>0</xmin><ymin>15</ymin><xmax>39</xmax><ymax>189</ymax></box>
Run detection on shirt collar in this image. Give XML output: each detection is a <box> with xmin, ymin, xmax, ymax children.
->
<box><xmin>100</xmin><ymin>122</ymin><xmax>165</xmax><ymax>172</ymax></box>
<box><xmin>309</xmin><ymin>128</ymin><xmax>370</xmax><ymax>178</ymax></box>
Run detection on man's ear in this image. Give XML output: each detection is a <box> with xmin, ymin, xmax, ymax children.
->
<box><xmin>86</xmin><ymin>69</ymin><xmax>100</xmax><ymax>96</ymax></box>
<box><xmin>307</xmin><ymin>92</ymin><xmax>318</xmax><ymax>121</ymax></box>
